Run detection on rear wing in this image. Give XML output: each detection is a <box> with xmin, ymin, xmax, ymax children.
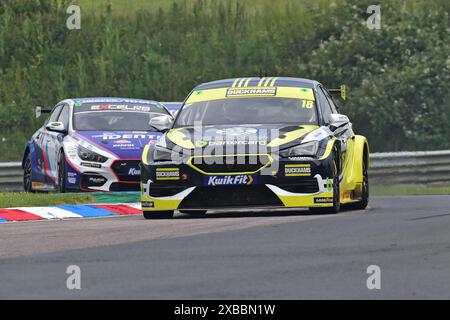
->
<box><xmin>328</xmin><ymin>85</ymin><xmax>347</xmax><ymax>100</ymax></box>
<box><xmin>35</xmin><ymin>106</ymin><xmax>52</xmax><ymax>119</ymax></box>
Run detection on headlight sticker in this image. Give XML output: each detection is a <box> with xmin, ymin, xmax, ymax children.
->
<box><xmin>284</xmin><ymin>164</ymin><xmax>311</xmax><ymax>177</ymax></box>
<box><xmin>156</xmin><ymin>168</ymin><xmax>180</xmax><ymax>180</ymax></box>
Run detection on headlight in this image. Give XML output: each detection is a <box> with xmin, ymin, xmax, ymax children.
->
<box><xmin>77</xmin><ymin>145</ymin><xmax>108</xmax><ymax>163</ymax></box>
<box><xmin>279</xmin><ymin>141</ymin><xmax>319</xmax><ymax>158</ymax></box>
<box><xmin>153</xmin><ymin>146</ymin><xmax>183</xmax><ymax>163</ymax></box>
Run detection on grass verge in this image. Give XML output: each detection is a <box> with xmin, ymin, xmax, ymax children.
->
<box><xmin>0</xmin><ymin>193</ymin><xmax>95</xmax><ymax>208</ymax></box>
<box><xmin>371</xmin><ymin>185</ymin><xmax>450</xmax><ymax>196</ymax></box>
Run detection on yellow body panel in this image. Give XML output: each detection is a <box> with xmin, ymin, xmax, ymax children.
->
<box><xmin>186</xmin><ymin>86</ymin><xmax>315</xmax><ymax>104</ymax></box>
<box><xmin>340</xmin><ymin>135</ymin><xmax>369</xmax><ymax>203</ymax></box>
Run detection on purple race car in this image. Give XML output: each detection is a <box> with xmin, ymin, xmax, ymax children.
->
<box><xmin>22</xmin><ymin>97</ymin><xmax>174</xmax><ymax>192</ymax></box>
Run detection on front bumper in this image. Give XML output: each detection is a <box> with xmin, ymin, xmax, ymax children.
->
<box><xmin>65</xmin><ymin>158</ymin><xmax>141</xmax><ymax>192</ymax></box>
<box><xmin>140</xmin><ymin>154</ymin><xmax>336</xmax><ymax>211</ymax></box>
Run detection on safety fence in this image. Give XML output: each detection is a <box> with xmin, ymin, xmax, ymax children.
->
<box><xmin>1</xmin><ymin>150</ymin><xmax>449</xmax><ymax>191</ymax></box>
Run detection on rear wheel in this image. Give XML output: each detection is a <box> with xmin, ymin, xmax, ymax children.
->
<box><xmin>143</xmin><ymin>211</ymin><xmax>174</xmax><ymax>219</ymax></box>
<box><xmin>57</xmin><ymin>151</ymin><xmax>67</xmax><ymax>193</ymax></box>
<box><xmin>23</xmin><ymin>153</ymin><xmax>33</xmax><ymax>192</ymax></box>
<box><xmin>309</xmin><ymin>146</ymin><xmax>340</xmax><ymax>214</ymax></box>
<box><xmin>179</xmin><ymin>209</ymin><xmax>207</xmax><ymax>217</ymax></box>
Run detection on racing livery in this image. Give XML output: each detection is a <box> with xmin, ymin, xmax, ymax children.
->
<box><xmin>22</xmin><ymin>98</ymin><xmax>171</xmax><ymax>192</ymax></box>
<box><xmin>140</xmin><ymin>77</ymin><xmax>370</xmax><ymax>218</ymax></box>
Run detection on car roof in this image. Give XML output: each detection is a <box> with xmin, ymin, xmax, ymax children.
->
<box><xmin>195</xmin><ymin>77</ymin><xmax>318</xmax><ymax>90</ymax></box>
<box><xmin>69</xmin><ymin>97</ymin><xmax>159</xmax><ymax>105</ymax></box>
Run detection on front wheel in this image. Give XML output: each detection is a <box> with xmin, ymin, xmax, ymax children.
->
<box><xmin>143</xmin><ymin>211</ymin><xmax>174</xmax><ymax>219</ymax></box>
<box><xmin>347</xmin><ymin>154</ymin><xmax>369</xmax><ymax>210</ymax></box>
<box><xmin>57</xmin><ymin>151</ymin><xmax>67</xmax><ymax>193</ymax></box>
<box><xmin>23</xmin><ymin>153</ymin><xmax>33</xmax><ymax>192</ymax></box>
<box><xmin>309</xmin><ymin>146</ymin><xmax>340</xmax><ymax>214</ymax></box>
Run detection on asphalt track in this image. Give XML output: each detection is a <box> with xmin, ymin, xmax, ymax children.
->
<box><xmin>1</xmin><ymin>195</ymin><xmax>450</xmax><ymax>299</ymax></box>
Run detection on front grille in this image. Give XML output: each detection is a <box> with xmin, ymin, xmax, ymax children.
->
<box><xmin>278</xmin><ymin>178</ymin><xmax>319</xmax><ymax>194</ymax></box>
<box><xmin>111</xmin><ymin>160</ymin><xmax>141</xmax><ymax>182</ymax></box>
<box><xmin>190</xmin><ymin>155</ymin><xmax>271</xmax><ymax>174</ymax></box>
<box><xmin>110</xmin><ymin>182</ymin><xmax>140</xmax><ymax>192</ymax></box>
<box><xmin>149</xmin><ymin>184</ymin><xmax>190</xmax><ymax>197</ymax></box>
<box><xmin>179</xmin><ymin>185</ymin><xmax>282</xmax><ymax>209</ymax></box>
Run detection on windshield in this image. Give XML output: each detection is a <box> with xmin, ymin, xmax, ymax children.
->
<box><xmin>174</xmin><ymin>97</ymin><xmax>318</xmax><ymax>127</ymax></box>
<box><xmin>73</xmin><ymin>103</ymin><xmax>169</xmax><ymax>131</ymax></box>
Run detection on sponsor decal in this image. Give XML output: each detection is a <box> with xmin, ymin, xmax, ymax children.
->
<box><xmin>68</xmin><ymin>177</ymin><xmax>76</xmax><ymax>184</ymax></box>
<box><xmin>215</xmin><ymin>128</ymin><xmax>258</xmax><ymax>136</ymax></box>
<box><xmin>89</xmin><ymin>177</ymin><xmax>106</xmax><ymax>184</ymax></box>
<box><xmin>314</xmin><ymin>197</ymin><xmax>334</xmax><ymax>204</ymax></box>
<box><xmin>90</xmin><ymin>105</ymin><xmax>154</xmax><ymax>112</ymax></box>
<box><xmin>128</xmin><ymin>168</ymin><xmax>141</xmax><ymax>176</ymax></box>
<box><xmin>114</xmin><ymin>140</ymin><xmax>132</xmax><ymax>144</ymax></box>
<box><xmin>284</xmin><ymin>164</ymin><xmax>311</xmax><ymax>177</ymax></box>
<box><xmin>208</xmin><ymin>140</ymin><xmax>266</xmax><ymax>146</ymax></box>
<box><xmin>205</xmin><ymin>175</ymin><xmax>255</xmax><ymax>186</ymax></box>
<box><xmin>226</xmin><ymin>87</ymin><xmax>277</xmax><ymax>97</ymax></box>
<box><xmin>156</xmin><ymin>168</ymin><xmax>180</xmax><ymax>180</ymax></box>
<box><xmin>93</xmin><ymin>133</ymin><xmax>159</xmax><ymax>140</ymax></box>
<box><xmin>288</xmin><ymin>156</ymin><xmax>312</xmax><ymax>161</ymax></box>
<box><xmin>142</xmin><ymin>201</ymin><xmax>155</xmax><ymax>208</ymax></box>
<box><xmin>80</xmin><ymin>162</ymin><xmax>102</xmax><ymax>168</ymax></box>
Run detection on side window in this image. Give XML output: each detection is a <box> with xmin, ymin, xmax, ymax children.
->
<box><xmin>48</xmin><ymin>105</ymin><xmax>63</xmax><ymax>123</ymax></box>
<box><xmin>323</xmin><ymin>88</ymin><xmax>339</xmax><ymax>114</ymax></box>
<box><xmin>57</xmin><ymin>104</ymin><xmax>70</xmax><ymax>129</ymax></box>
<box><xmin>317</xmin><ymin>87</ymin><xmax>333</xmax><ymax>124</ymax></box>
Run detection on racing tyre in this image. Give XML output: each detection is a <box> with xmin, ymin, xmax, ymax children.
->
<box><xmin>57</xmin><ymin>151</ymin><xmax>67</xmax><ymax>193</ymax></box>
<box><xmin>143</xmin><ymin>211</ymin><xmax>174</xmax><ymax>219</ymax></box>
<box><xmin>309</xmin><ymin>146</ymin><xmax>340</xmax><ymax>214</ymax></box>
<box><xmin>23</xmin><ymin>153</ymin><xmax>33</xmax><ymax>193</ymax></box>
<box><xmin>347</xmin><ymin>154</ymin><xmax>369</xmax><ymax>210</ymax></box>
<box><xmin>179</xmin><ymin>210</ymin><xmax>207</xmax><ymax>217</ymax></box>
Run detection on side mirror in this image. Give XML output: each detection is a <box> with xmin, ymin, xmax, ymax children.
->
<box><xmin>36</xmin><ymin>106</ymin><xmax>42</xmax><ymax>119</ymax></box>
<box><xmin>329</xmin><ymin>113</ymin><xmax>350</xmax><ymax>130</ymax></box>
<box><xmin>36</xmin><ymin>106</ymin><xmax>52</xmax><ymax>119</ymax></box>
<box><xmin>46</xmin><ymin>121</ymin><xmax>66</xmax><ymax>133</ymax></box>
<box><xmin>149</xmin><ymin>115</ymin><xmax>173</xmax><ymax>132</ymax></box>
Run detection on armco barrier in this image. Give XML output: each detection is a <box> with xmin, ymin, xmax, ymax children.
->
<box><xmin>370</xmin><ymin>150</ymin><xmax>450</xmax><ymax>186</ymax></box>
<box><xmin>0</xmin><ymin>162</ymin><xmax>22</xmax><ymax>191</ymax></box>
<box><xmin>0</xmin><ymin>150</ymin><xmax>449</xmax><ymax>191</ymax></box>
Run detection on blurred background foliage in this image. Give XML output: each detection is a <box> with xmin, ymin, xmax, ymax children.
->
<box><xmin>0</xmin><ymin>0</ymin><xmax>449</xmax><ymax>160</ymax></box>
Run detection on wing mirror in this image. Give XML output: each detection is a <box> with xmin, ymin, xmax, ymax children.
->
<box><xmin>46</xmin><ymin>121</ymin><xmax>66</xmax><ymax>133</ymax></box>
<box><xmin>329</xmin><ymin>113</ymin><xmax>350</xmax><ymax>130</ymax></box>
<box><xmin>149</xmin><ymin>115</ymin><xmax>174</xmax><ymax>132</ymax></box>
<box><xmin>36</xmin><ymin>106</ymin><xmax>51</xmax><ymax>119</ymax></box>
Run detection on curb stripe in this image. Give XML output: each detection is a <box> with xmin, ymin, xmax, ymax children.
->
<box><xmin>0</xmin><ymin>203</ymin><xmax>143</xmax><ymax>223</ymax></box>
<box><xmin>126</xmin><ymin>203</ymin><xmax>143</xmax><ymax>210</ymax></box>
<box><xmin>0</xmin><ymin>209</ymin><xmax>43</xmax><ymax>221</ymax></box>
<box><xmin>57</xmin><ymin>205</ymin><xmax>117</xmax><ymax>218</ymax></box>
<box><xmin>14</xmin><ymin>207</ymin><xmax>83</xmax><ymax>219</ymax></box>
<box><xmin>93</xmin><ymin>204</ymin><xmax>142</xmax><ymax>215</ymax></box>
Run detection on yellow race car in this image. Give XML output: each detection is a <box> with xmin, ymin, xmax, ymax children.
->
<box><xmin>140</xmin><ymin>77</ymin><xmax>369</xmax><ymax>219</ymax></box>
